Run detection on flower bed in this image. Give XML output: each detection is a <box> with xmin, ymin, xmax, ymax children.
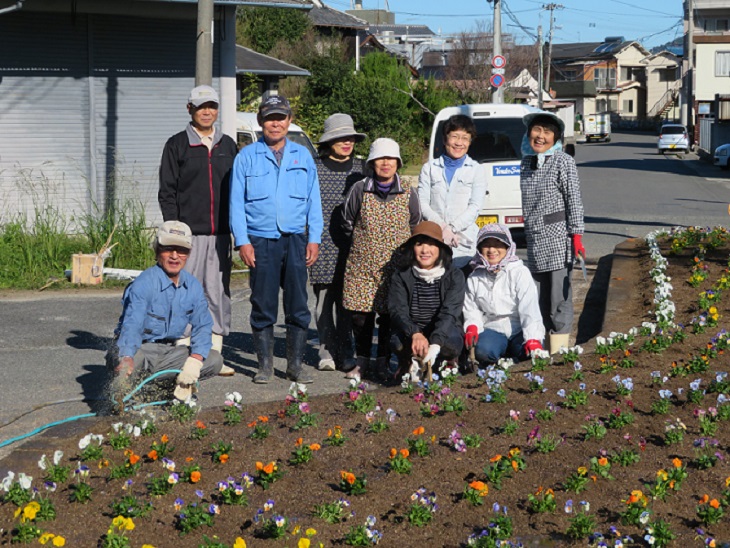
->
<box><xmin>3</xmin><ymin>226</ymin><xmax>730</xmax><ymax>547</ymax></box>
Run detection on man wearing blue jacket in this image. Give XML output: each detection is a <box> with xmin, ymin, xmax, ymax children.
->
<box><xmin>230</xmin><ymin>95</ymin><xmax>323</xmax><ymax>384</ymax></box>
<box><xmin>106</xmin><ymin>221</ymin><xmax>223</xmax><ymax>412</ymax></box>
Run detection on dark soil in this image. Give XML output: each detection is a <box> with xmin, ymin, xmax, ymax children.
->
<box><xmin>2</xmin><ymin>235</ymin><xmax>730</xmax><ymax>548</ymax></box>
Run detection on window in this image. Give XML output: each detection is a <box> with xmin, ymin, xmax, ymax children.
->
<box><xmin>621</xmin><ymin>67</ymin><xmax>641</xmax><ymax>81</ymax></box>
<box><xmin>555</xmin><ymin>69</ymin><xmax>576</xmax><ymax>81</ymax></box>
<box><xmin>594</xmin><ymin>67</ymin><xmax>617</xmax><ymax>89</ymax></box>
<box><xmin>717</xmin><ymin>51</ymin><xmax>730</xmax><ymax>77</ymax></box>
<box><xmin>433</xmin><ymin>118</ymin><xmax>524</xmax><ymax>163</ymax></box>
<box><xmin>623</xmin><ymin>99</ymin><xmax>634</xmax><ymax>113</ymax></box>
<box><xmin>705</xmin><ymin>18</ymin><xmax>730</xmax><ymax>32</ymax></box>
<box><xmin>658</xmin><ymin>67</ymin><xmax>678</xmax><ymax>82</ymax></box>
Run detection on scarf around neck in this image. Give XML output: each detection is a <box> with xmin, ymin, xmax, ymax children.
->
<box><xmin>412</xmin><ymin>264</ymin><xmax>445</xmax><ymax>283</ymax></box>
<box><xmin>521</xmin><ymin>135</ymin><xmax>563</xmax><ymax>168</ymax></box>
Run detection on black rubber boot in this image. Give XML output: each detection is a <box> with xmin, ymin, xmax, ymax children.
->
<box><xmin>253</xmin><ymin>327</ymin><xmax>275</xmax><ymax>384</ymax></box>
<box><xmin>286</xmin><ymin>326</ymin><xmax>313</xmax><ymax>384</ymax></box>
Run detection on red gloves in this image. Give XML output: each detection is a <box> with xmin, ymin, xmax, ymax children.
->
<box><xmin>572</xmin><ymin>234</ymin><xmax>585</xmax><ymax>259</ymax></box>
<box><xmin>464</xmin><ymin>325</ymin><xmax>479</xmax><ymax>349</ymax></box>
<box><xmin>524</xmin><ymin>339</ymin><xmax>543</xmax><ymax>356</ymax></box>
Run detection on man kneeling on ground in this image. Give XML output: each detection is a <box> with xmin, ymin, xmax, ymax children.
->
<box><xmin>106</xmin><ymin>221</ymin><xmax>223</xmax><ymax>412</ymax></box>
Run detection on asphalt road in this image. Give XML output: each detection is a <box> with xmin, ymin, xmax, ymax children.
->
<box><xmin>2</xmin><ymin>131</ymin><xmax>729</xmax><ymax>461</ymax></box>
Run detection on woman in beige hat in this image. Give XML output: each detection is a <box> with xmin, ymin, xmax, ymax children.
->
<box><xmin>341</xmin><ymin>138</ymin><xmax>421</xmax><ymax>380</ymax></box>
<box><xmin>388</xmin><ymin>221</ymin><xmax>465</xmax><ymax>382</ymax></box>
<box><xmin>309</xmin><ymin>114</ymin><xmax>366</xmax><ymax>373</ymax></box>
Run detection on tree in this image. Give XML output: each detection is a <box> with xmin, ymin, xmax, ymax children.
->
<box><xmin>236</xmin><ymin>6</ymin><xmax>310</xmax><ymax>54</ymax></box>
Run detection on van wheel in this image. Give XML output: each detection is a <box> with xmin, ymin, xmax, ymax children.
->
<box><xmin>605</xmin><ymin>137</ymin><xmax>611</xmax><ymax>143</ymax></box>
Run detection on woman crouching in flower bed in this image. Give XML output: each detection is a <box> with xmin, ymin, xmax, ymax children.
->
<box><xmin>463</xmin><ymin>223</ymin><xmax>544</xmax><ymax>366</ymax></box>
<box><xmin>388</xmin><ymin>221</ymin><xmax>465</xmax><ymax>382</ymax></box>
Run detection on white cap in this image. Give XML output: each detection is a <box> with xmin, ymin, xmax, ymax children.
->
<box><xmin>188</xmin><ymin>85</ymin><xmax>219</xmax><ymax>107</ymax></box>
<box><xmin>366</xmin><ymin>137</ymin><xmax>402</xmax><ymax>168</ymax></box>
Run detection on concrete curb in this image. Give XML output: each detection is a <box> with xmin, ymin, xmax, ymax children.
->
<box><xmin>602</xmin><ymin>237</ymin><xmax>644</xmax><ymax>336</ymax></box>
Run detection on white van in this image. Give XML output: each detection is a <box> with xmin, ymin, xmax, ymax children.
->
<box><xmin>235</xmin><ymin>112</ymin><xmax>317</xmax><ymax>158</ymax></box>
<box><xmin>429</xmin><ymin>103</ymin><xmax>540</xmax><ymax>231</ymax></box>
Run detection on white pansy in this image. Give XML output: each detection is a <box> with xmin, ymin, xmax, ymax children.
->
<box><xmin>1</xmin><ymin>471</ymin><xmax>15</xmax><ymax>492</ymax></box>
<box><xmin>38</xmin><ymin>455</ymin><xmax>48</xmax><ymax>470</ymax></box>
<box><xmin>53</xmin><ymin>450</ymin><xmax>63</xmax><ymax>465</ymax></box>
<box><xmin>18</xmin><ymin>473</ymin><xmax>32</xmax><ymax>489</ymax></box>
<box><xmin>111</xmin><ymin>422</ymin><xmax>123</xmax><ymax>433</ymax></box>
<box><xmin>78</xmin><ymin>434</ymin><xmax>91</xmax><ymax>450</ymax></box>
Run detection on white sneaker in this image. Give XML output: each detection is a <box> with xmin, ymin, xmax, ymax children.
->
<box><xmin>317</xmin><ymin>358</ymin><xmax>336</xmax><ymax>371</ymax></box>
<box><xmin>218</xmin><ymin>364</ymin><xmax>235</xmax><ymax>377</ymax></box>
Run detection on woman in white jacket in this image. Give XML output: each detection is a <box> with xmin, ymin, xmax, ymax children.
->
<box><xmin>418</xmin><ymin>115</ymin><xmax>488</xmax><ymax>268</ymax></box>
<box><xmin>463</xmin><ymin>224</ymin><xmax>545</xmax><ymax>365</ymax></box>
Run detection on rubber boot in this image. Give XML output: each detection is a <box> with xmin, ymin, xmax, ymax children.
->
<box><xmin>252</xmin><ymin>327</ymin><xmax>275</xmax><ymax>384</ymax></box>
<box><xmin>212</xmin><ymin>333</ymin><xmax>235</xmax><ymax>376</ymax></box>
<box><xmin>549</xmin><ymin>332</ymin><xmax>570</xmax><ymax>355</ymax></box>
<box><xmin>286</xmin><ymin>326</ymin><xmax>313</xmax><ymax>384</ymax></box>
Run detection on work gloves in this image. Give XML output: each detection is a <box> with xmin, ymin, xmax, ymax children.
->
<box><xmin>174</xmin><ymin>356</ymin><xmax>203</xmax><ymax>402</ymax></box>
<box><xmin>441</xmin><ymin>225</ymin><xmax>460</xmax><ymax>248</ymax></box>
<box><xmin>464</xmin><ymin>325</ymin><xmax>479</xmax><ymax>349</ymax></box>
<box><xmin>423</xmin><ymin>344</ymin><xmax>441</xmax><ymax>368</ymax></box>
<box><xmin>572</xmin><ymin>234</ymin><xmax>586</xmax><ymax>259</ymax></box>
<box><xmin>524</xmin><ymin>339</ymin><xmax>543</xmax><ymax>357</ymax></box>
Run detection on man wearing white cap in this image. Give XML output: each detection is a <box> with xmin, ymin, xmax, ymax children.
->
<box><xmin>158</xmin><ymin>85</ymin><xmax>238</xmax><ymax>375</ymax></box>
<box><xmin>106</xmin><ymin>221</ymin><xmax>223</xmax><ymax>412</ymax></box>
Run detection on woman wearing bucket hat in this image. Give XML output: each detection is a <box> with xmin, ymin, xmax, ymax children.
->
<box><xmin>463</xmin><ymin>223</ymin><xmax>544</xmax><ymax>366</ymax></box>
<box><xmin>520</xmin><ymin>111</ymin><xmax>585</xmax><ymax>354</ymax></box>
<box><xmin>341</xmin><ymin>137</ymin><xmax>421</xmax><ymax>380</ymax></box>
<box><xmin>309</xmin><ymin>114</ymin><xmax>367</xmax><ymax>373</ymax></box>
<box><xmin>418</xmin><ymin>115</ymin><xmax>488</xmax><ymax>268</ymax></box>
<box><xmin>388</xmin><ymin>221</ymin><xmax>465</xmax><ymax>382</ymax></box>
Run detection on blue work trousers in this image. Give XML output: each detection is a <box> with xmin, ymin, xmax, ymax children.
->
<box><xmin>475</xmin><ymin>329</ymin><xmax>526</xmax><ymax>365</ymax></box>
<box><xmin>249</xmin><ymin>233</ymin><xmax>311</xmax><ymax>331</ymax></box>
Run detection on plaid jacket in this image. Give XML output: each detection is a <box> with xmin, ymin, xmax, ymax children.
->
<box><xmin>520</xmin><ymin>151</ymin><xmax>584</xmax><ymax>273</ymax></box>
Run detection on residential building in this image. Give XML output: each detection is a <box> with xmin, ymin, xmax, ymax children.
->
<box><xmin>0</xmin><ymin>0</ymin><xmax>312</xmax><ymax>227</ymax></box>
<box><xmin>551</xmin><ymin>37</ymin><xmax>681</xmax><ymax>128</ymax></box>
<box><xmin>236</xmin><ymin>45</ymin><xmax>310</xmax><ymax>105</ymax></box>
<box><xmin>682</xmin><ymin>0</ymin><xmax>730</xmax><ymax>155</ymax></box>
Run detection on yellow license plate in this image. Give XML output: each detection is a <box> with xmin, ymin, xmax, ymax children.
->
<box><xmin>476</xmin><ymin>215</ymin><xmax>498</xmax><ymax>227</ymax></box>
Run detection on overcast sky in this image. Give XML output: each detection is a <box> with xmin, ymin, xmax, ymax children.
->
<box><xmin>327</xmin><ymin>0</ymin><xmax>684</xmax><ymax>50</ymax></box>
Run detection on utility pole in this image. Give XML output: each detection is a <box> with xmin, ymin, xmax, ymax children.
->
<box><xmin>543</xmin><ymin>3</ymin><xmax>563</xmax><ymax>100</ymax></box>
<box><xmin>196</xmin><ymin>0</ymin><xmax>214</xmax><ymax>86</ymax></box>
<box><xmin>537</xmin><ymin>25</ymin><xmax>544</xmax><ymax>110</ymax></box>
<box><xmin>492</xmin><ymin>0</ymin><xmax>504</xmax><ymax>103</ymax></box>
<box><xmin>681</xmin><ymin>0</ymin><xmax>693</xmax><ymax>132</ymax></box>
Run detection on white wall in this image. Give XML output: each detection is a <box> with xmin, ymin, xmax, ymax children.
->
<box><xmin>696</xmin><ymin>43</ymin><xmax>730</xmax><ymax>101</ymax></box>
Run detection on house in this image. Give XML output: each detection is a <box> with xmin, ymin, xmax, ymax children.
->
<box><xmin>550</xmin><ymin>37</ymin><xmax>684</xmax><ymax>128</ymax></box>
<box><xmin>308</xmin><ymin>0</ymin><xmax>369</xmax><ymax>63</ymax></box>
<box><xmin>0</xmin><ymin>0</ymin><xmax>312</xmax><ymax>227</ymax></box>
<box><xmin>236</xmin><ymin>45</ymin><xmax>310</xmax><ymax>104</ymax></box>
<box><xmin>682</xmin><ymin>0</ymin><xmax>730</xmax><ymax>155</ymax></box>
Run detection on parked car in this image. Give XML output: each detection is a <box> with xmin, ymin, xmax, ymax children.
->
<box><xmin>714</xmin><ymin>143</ymin><xmax>730</xmax><ymax>169</ymax></box>
<box><xmin>429</xmin><ymin>103</ymin><xmax>541</xmax><ymax>232</ymax></box>
<box><xmin>657</xmin><ymin>124</ymin><xmax>689</xmax><ymax>154</ymax></box>
<box><xmin>235</xmin><ymin>112</ymin><xmax>317</xmax><ymax>158</ymax></box>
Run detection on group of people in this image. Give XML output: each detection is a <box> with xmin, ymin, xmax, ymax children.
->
<box><xmin>106</xmin><ymin>85</ymin><xmax>585</xmax><ymax>410</ymax></box>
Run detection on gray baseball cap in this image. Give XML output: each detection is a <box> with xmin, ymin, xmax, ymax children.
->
<box><xmin>156</xmin><ymin>221</ymin><xmax>193</xmax><ymax>250</ymax></box>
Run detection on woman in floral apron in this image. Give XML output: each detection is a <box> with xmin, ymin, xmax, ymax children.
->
<box><xmin>341</xmin><ymin>138</ymin><xmax>421</xmax><ymax>380</ymax></box>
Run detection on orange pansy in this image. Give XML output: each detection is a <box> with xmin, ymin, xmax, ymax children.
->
<box><xmin>190</xmin><ymin>471</ymin><xmax>201</xmax><ymax>483</ymax></box>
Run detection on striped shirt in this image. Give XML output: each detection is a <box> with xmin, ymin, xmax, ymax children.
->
<box><xmin>410</xmin><ymin>278</ymin><xmax>443</xmax><ymax>330</ymax></box>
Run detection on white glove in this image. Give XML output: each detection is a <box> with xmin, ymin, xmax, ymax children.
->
<box><xmin>423</xmin><ymin>344</ymin><xmax>441</xmax><ymax>367</ymax></box>
<box><xmin>176</xmin><ymin>356</ymin><xmax>203</xmax><ymax>385</ymax></box>
<box><xmin>174</xmin><ymin>356</ymin><xmax>203</xmax><ymax>402</ymax></box>
<box><xmin>441</xmin><ymin>226</ymin><xmax>459</xmax><ymax>248</ymax></box>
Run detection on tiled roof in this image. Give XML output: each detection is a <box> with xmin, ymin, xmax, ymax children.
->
<box><xmin>235</xmin><ymin>45</ymin><xmax>310</xmax><ymax>76</ymax></box>
<box><xmin>309</xmin><ymin>3</ymin><xmax>368</xmax><ymax>28</ymax></box>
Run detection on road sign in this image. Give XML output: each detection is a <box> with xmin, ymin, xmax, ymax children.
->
<box><xmin>490</xmin><ymin>74</ymin><xmax>505</xmax><ymax>88</ymax></box>
<box><xmin>492</xmin><ymin>55</ymin><xmax>506</xmax><ymax>69</ymax></box>
<box><xmin>491</xmin><ymin>67</ymin><xmax>505</xmax><ymax>75</ymax></box>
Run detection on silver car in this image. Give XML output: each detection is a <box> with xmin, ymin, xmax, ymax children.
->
<box><xmin>657</xmin><ymin>124</ymin><xmax>689</xmax><ymax>154</ymax></box>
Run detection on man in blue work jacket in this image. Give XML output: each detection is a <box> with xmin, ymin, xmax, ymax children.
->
<box><xmin>230</xmin><ymin>95</ymin><xmax>323</xmax><ymax>384</ymax></box>
<box><xmin>106</xmin><ymin>221</ymin><xmax>223</xmax><ymax>412</ymax></box>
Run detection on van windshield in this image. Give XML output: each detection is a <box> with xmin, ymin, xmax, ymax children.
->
<box><xmin>254</xmin><ymin>131</ymin><xmax>317</xmax><ymax>158</ymax></box>
<box><xmin>433</xmin><ymin>118</ymin><xmax>525</xmax><ymax>163</ymax></box>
